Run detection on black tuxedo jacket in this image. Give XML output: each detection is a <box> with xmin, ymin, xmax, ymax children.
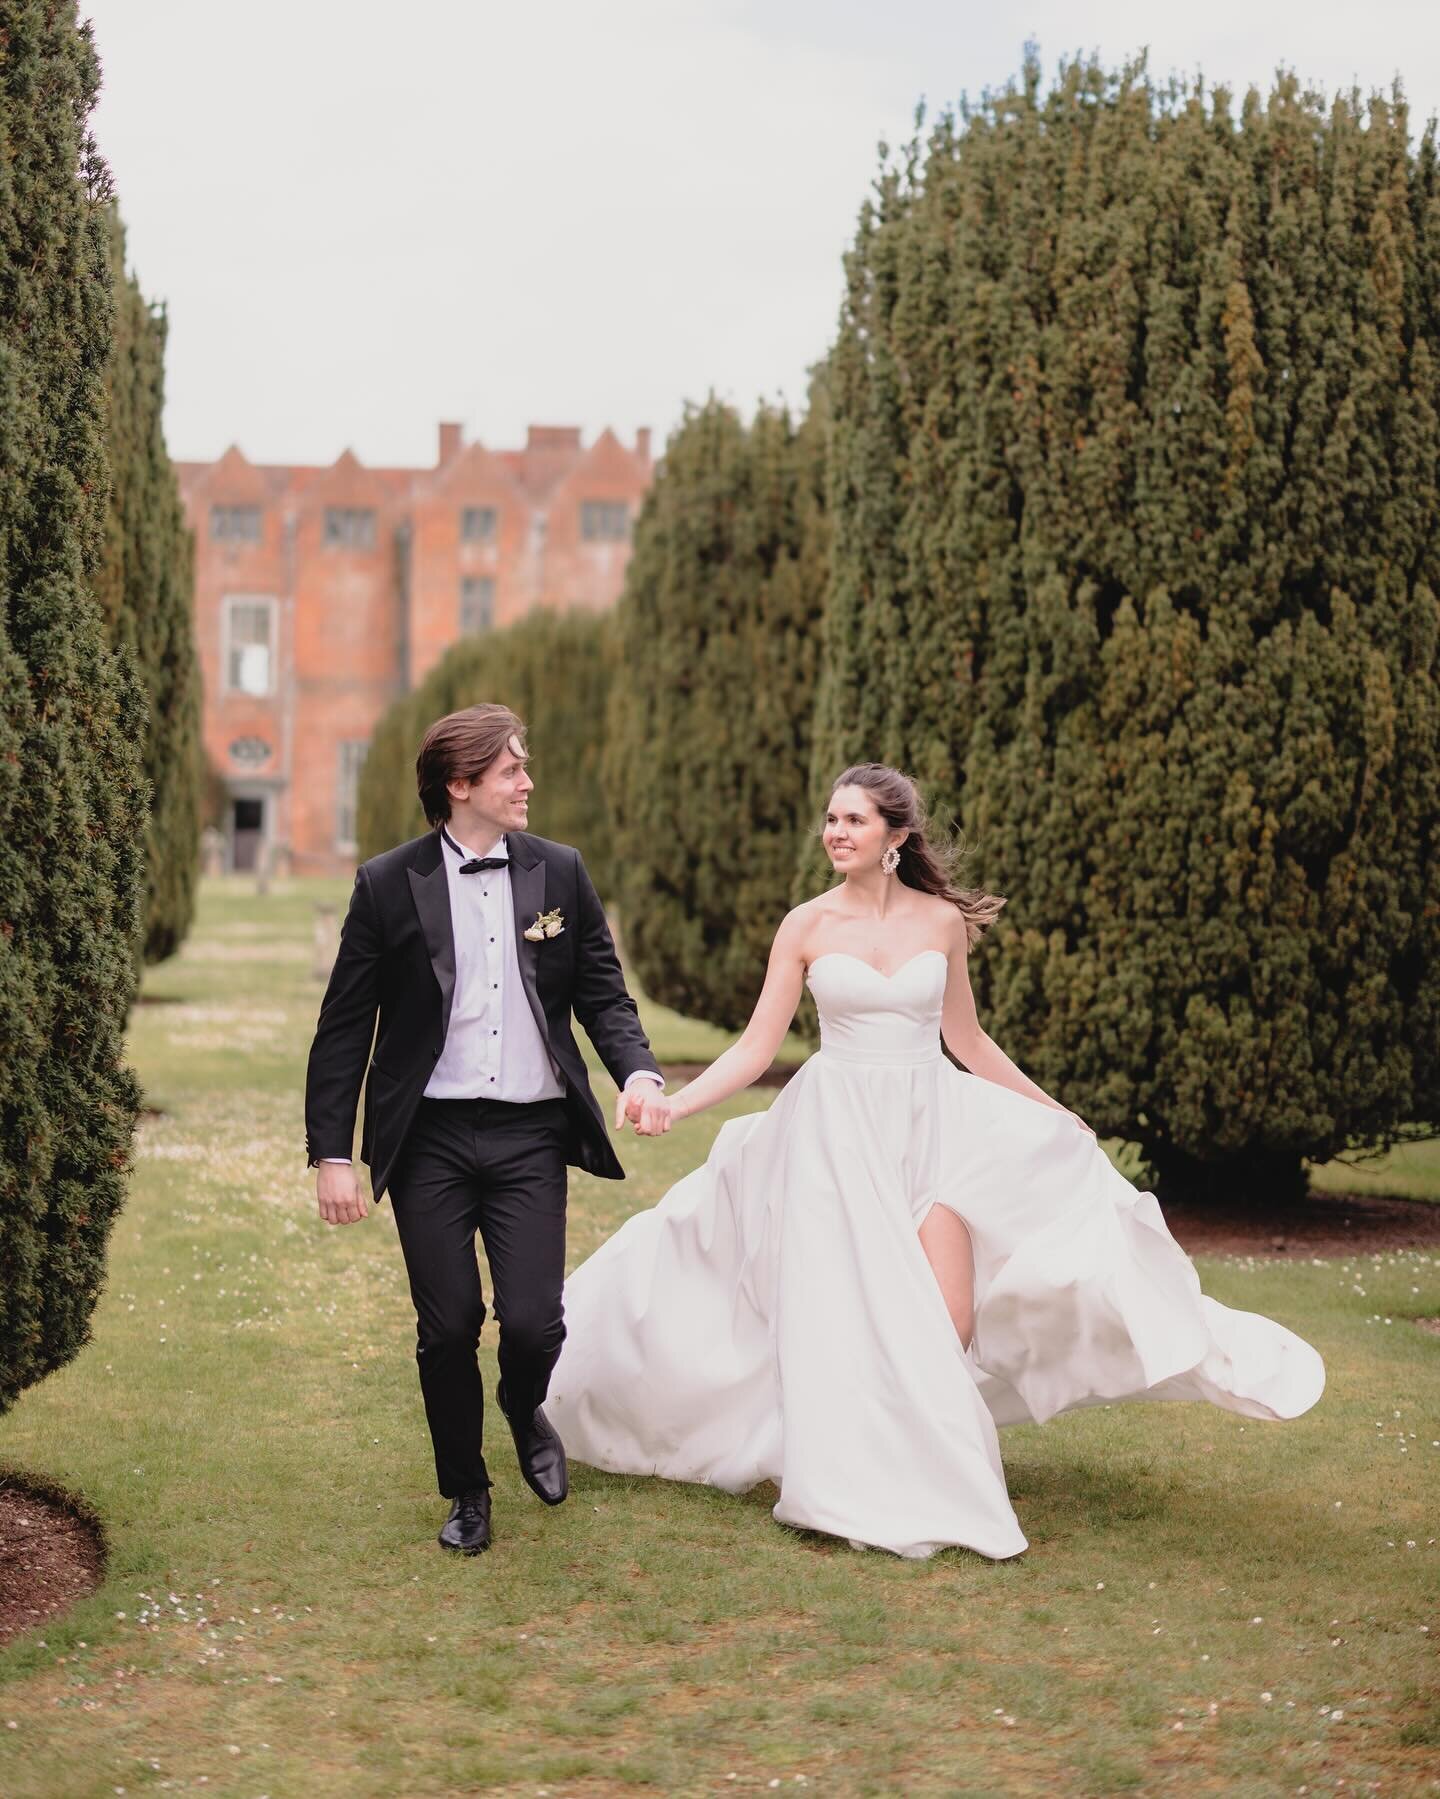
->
<box><xmin>303</xmin><ymin>828</ymin><xmax>659</xmax><ymax>1201</ymax></box>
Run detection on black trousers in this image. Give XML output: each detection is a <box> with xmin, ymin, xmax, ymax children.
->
<box><xmin>388</xmin><ymin>1095</ymin><xmax>569</xmax><ymax>1497</ymax></box>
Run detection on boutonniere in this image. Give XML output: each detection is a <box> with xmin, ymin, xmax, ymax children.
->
<box><xmin>524</xmin><ymin>907</ymin><xmax>565</xmax><ymax>943</ymax></box>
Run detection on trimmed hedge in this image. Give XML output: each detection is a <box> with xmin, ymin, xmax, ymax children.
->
<box><xmin>810</xmin><ymin>56</ymin><xmax>1440</xmax><ymax>1201</ymax></box>
<box><xmin>605</xmin><ymin>395</ymin><xmax>830</xmax><ymax>1030</ymax></box>
<box><xmin>0</xmin><ymin>4</ymin><xmax>148</xmax><ymax>1413</ymax></box>
<box><xmin>95</xmin><ymin>208</ymin><xmax>202</xmax><ymax>966</ymax></box>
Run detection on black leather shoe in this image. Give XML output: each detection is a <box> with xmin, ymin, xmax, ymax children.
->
<box><xmin>498</xmin><ymin>1385</ymin><xmax>568</xmax><ymax>1506</ymax></box>
<box><xmin>438</xmin><ymin>1487</ymin><xmax>492</xmax><ymax>1554</ymax></box>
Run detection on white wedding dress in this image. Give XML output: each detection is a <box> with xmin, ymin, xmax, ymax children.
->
<box><xmin>545</xmin><ymin>951</ymin><xmax>1325</xmax><ymax>1560</ymax></box>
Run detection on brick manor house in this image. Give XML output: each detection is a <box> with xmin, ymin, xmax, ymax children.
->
<box><xmin>178</xmin><ymin>421</ymin><xmax>654</xmax><ymax>875</ymax></box>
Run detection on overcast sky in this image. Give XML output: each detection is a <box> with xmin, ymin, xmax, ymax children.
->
<box><xmin>83</xmin><ymin>0</ymin><xmax>1440</xmax><ymax>469</ymax></box>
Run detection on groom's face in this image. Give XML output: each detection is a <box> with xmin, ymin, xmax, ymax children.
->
<box><xmin>452</xmin><ymin>733</ymin><xmax>533</xmax><ymax>834</ymax></box>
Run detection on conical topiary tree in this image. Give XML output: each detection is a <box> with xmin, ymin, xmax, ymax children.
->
<box><xmin>95</xmin><ymin>208</ymin><xmax>202</xmax><ymax>966</ymax></box>
<box><xmin>605</xmin><ymin>392</ymin><xmax>831</xmax><ymax>1030</ymax></box>
<box><xmin>0</xmin><ymin>3</ymin><xmax>149</xmax><ymax>1414</ymax></box>
<box><xmin>357</xmin><ymin>607</ymin><xmax>618</xmax><ymax>896</ymax></box>
<box><xmin>811</xmin><ymin>54</ymin><xmax>1440</xmax><ymax>1205</ymax></box>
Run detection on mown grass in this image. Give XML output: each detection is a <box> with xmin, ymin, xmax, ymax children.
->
<box><xmin>0</xmin><ymin>876</ymin><xmax>1436</xmax><ymax>1797</ymax></box>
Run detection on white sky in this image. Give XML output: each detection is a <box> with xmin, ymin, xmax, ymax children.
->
<box><xmin>83</xmin><ymin>0</ymin><xmax>1440</xmax><ymax>468</ymax></box>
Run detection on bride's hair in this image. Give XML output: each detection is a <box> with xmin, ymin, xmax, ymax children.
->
<box><xmin>829</xmin><ymin>763</ymin><xmax>1006</xmax><ymax>947</ymax></box>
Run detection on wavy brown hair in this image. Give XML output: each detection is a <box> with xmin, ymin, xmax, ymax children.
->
<box><xmin>415</xmin><ymin>703</ymin><xmax>526</xmax><ymax>826</ymax></box>
<box><xmin>828</xmin><ymin>763</ymin><xmax>1006</xmax><ymax>948</ymax></box>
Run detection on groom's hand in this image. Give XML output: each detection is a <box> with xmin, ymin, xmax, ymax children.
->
<box><xmin>317</xmin><ymin>1161</ymin><xmax>367</xmax><ymax>1226</ymax></box>
<box><xmin>614</xmin><ymin>1083</ymin><xmax>656</xmax><ymax>1130</ymax></box>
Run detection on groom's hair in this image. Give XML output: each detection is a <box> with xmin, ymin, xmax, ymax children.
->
<box><xmin>416</xmin><ymin>703</ymin><xmax>528</xmax><ymax>825</ymax></box>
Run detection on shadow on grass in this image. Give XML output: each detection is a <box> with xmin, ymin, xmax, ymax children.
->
<box><xmin>1005</xmin><ymin>1450</ymin><xmax>1183</xmax><ymax>1527</ymax></box>
<box><xmin>571</xmin><ymin>1452</ymin><xmax>1194</xmax><ymax>1564</ymax></box>
<box><xmin>1007</xmin><ymin>1443</ymin><xmax>1350</xmax><ymax>1572</ymax></box>
<box><xmin>569</xmin><ymin>1464</ymin><xmax>779</xmax><ymax>1516</ymax></box>
<box><xmin>566</xmin><ymin>1437</ymin><xmax>1344</xmax><ymax>1570</ymax></box>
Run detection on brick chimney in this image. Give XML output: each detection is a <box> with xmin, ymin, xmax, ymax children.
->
<box><xmin>526</xmin><ymin>426</ymin><xmax>582</xmax><ymax>453</ymax></box>
<box><xmin>636</xmin><ymin>427</ymin><xmax>652</xmax><ymax>463</ymax></box>
<box><xmin>438</xmin><ymin>421</ymin><xmax>462</xmax><ymax>466</ymax></box>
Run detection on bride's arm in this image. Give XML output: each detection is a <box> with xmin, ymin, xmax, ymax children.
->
<box><xmin>665</xmin><ymin>910</ymin><xmax>809</xmax><ymax>1124</ymax></box>
<box><xmin>940</xmin><ymin>930</ymin><xmax>1071</xmax><ymax>1114</ymax></box>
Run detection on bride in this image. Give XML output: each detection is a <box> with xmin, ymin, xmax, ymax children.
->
<box><xmin>544</xmin><ymin>763</ymin><xmax>1325</xmax><ymax>1559</ymax></box>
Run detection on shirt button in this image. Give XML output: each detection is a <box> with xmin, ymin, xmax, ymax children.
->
<box><xmin>489</xmin><ymin>1076</ymin><xmax>495</xmax><ymax>1083</ymax></box>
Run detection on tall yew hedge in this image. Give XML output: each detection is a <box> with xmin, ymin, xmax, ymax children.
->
<box><xmin>96</xmin><ymin>209</ymin><xmax>202</xmax><ymax>966</ymax></box>
<box><xmin>357</xmin><ymin>608</ymin><xmax>618</xmax><ymax>895</ymax></box>
<box><xmin>606</xmin><ymin>395</ymin><xmax>830</xmax><ymax>1029</ymax></box>
<box><xmin>811</xmin><ymin>56</ymin><xmax>1440</xmax><ymax>1202</ymax></box>
<box><xmin>0</xmin><ymin>4</ymin><xmax>149</xmax><ymax>1414</ymax></box>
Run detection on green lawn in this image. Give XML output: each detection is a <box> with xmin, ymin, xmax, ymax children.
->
<box><xmin>0</xmin><ymin>876</ymin><xmax>1436</xmax><ymax>1796</ymax></box>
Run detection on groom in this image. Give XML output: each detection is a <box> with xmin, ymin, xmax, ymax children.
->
<box><xmin>304</xmin><ymin>703</ymin><xmax>670</xmax><ymax>1554</ymax></box>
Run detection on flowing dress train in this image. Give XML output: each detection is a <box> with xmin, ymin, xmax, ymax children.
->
<box><xmin>545</xmin><ymin>951</ymin><xmax>1325</xmax><ymax>1559</ymax></box>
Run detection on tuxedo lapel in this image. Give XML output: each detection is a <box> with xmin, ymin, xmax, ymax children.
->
<box><xmin>507</xmin><ymin>833</ymin><xmax>551</xmax><ymax>1049</ymax></box>
<box><xmin>407</xmin><ymin>831</ymin><xmax>456</xmax><ymax>1039</ymax></box>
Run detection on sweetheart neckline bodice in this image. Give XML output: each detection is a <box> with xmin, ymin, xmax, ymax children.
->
<box><xmin>805</xmin><ymin>948</ymin><xmax>948</xmax><ymax>982</ymax></box>
<box><xmin>804</xmin><ymin>947</ymin><xmax>948</xmax><ymax>1066</ymax></box>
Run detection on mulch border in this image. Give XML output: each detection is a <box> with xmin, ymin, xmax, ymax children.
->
<box><xmin>1126</xmin><ymin>1188</ymin><xmax>1440</xmax><ymax>1258</ymax></box>
<box><xmin>0</xmin><ymin>1466</ymin><xmax>108</xmax><ymax>1652</ymax></box>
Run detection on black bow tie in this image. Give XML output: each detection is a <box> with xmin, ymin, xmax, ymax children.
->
<box><xmin>441</xmin><ymin>826</ymin><xmax>507</xmax><ymax>873</ymax></box>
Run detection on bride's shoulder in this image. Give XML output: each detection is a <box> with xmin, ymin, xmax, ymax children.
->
<box><xmin>787</xmin><ymin>892</ymin><xmax>846</xmax><ymax>930</ymax></box>
<box><xmin>912</xmin><ymin>892</ymin><xmax>968</xmax><ymax>950</ymax></box>
<box><xmin>778</xmin><ymin>895</ymin><xmax>823</xmax><ymax>935</ymax></box>
<box><xmin>774</xmin><ymin>894</ymin><xmax>832</xmax><ymax>957</ymax></box>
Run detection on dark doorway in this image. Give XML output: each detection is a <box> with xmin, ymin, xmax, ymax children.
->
<box><xmin>232</xmin><ymin>796</ymin><xmax>265</xmax><ymax>872</ymax></box>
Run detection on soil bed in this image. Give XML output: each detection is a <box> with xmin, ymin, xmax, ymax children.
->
<box><xmin>661</xmin><ymin>1060</ymin><xmax>797</xmax><ymax>1090</ymax></box>
<box><xmin>0</xmin><ymin>1474</ymin><xmax>105</xmax><ymax>1648</ymax></box>
<box><xmin>1157</xmin><ymin>1187</ymin><xmax>1440</xmax><ymax>1257</ymax></box>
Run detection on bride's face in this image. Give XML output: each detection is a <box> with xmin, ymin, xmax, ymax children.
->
<box><xmin>824</xmin><ymin>785</ymin><xmax>895</xmax><ymax>873</ymax></box>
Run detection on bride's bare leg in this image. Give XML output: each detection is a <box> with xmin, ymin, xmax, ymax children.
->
<box><xmin>918</xmin><ymin>1204</ymin><xmax>976</xmax><ymax>1348</ymax></box>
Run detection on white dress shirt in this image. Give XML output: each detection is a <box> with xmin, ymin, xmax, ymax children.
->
<box><xmin>424</xmin><ymin>827</ymin><xmax>565</xmax><ymax>1101</ymax></box>
<box><xmin>427</xmin><ymin>827</ymin><xmax>663</xmax><ymax>1100</ymax></box>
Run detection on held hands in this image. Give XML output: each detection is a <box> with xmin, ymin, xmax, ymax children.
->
<box><xmin>316</xmin><ymin>1161</ymin><xmax>368</xmax><ymax>1226</ymax></box>
<box><xmin>612</xmin><ymin>1082</ymin><xmax>674</xmax><ymax>1137</ymax></box>
<box><xmin>632</xmin><ymin>1088</ymin><xmax>674</xmax><ymax>1136</ymax></box>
